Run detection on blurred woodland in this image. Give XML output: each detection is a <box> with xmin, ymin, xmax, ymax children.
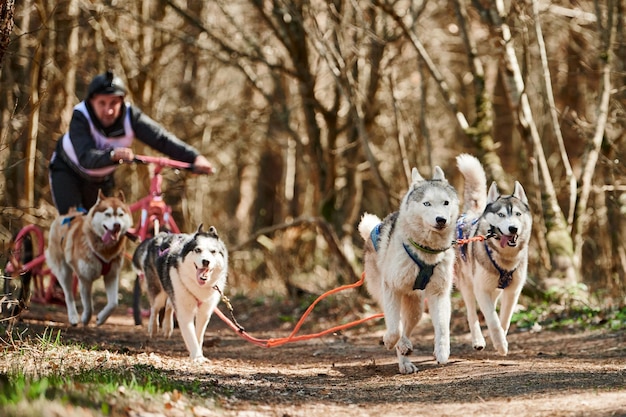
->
<box><xmin>0</xmin><ymin>0</ymin><xmax>624</xmax><ymax>304</ymax></box>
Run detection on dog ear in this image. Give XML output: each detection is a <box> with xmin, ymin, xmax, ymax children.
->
<box><xmin>117</xmin><ymin>190</ymin><xmax>125</xmax><ymax>202</ymax></box>
<box><xmin>196</xmin><ymin>223</ymin><xmax>204</xmax><ymax>234</ymax></box>
<box><xmin>96</xmin><ymin>189</ymin><xmax>105</xmax><ymax>203</ymax></box>
<box><xmin>208</xmin><ymin>226</ymin><xmax>219</xmax><ymax>238</ymax></box>
<box><xmin>512</xmin><ymin>181</ymin><xmax>528</xmax><ymax>204</ymax></box>
<box><xmin>411</xmin><ymin>167</ymin><xmax>424</xmax><ymax>184</ymax></box>
<box><xmin>487</xmin><ymin>181</ymin><xmax>500</xmax><ymax>204</ymax></box>
<box><xmin>432</xmin><ymin>166</ymin><xmax>446</xmax><ymax>181</ymax></box>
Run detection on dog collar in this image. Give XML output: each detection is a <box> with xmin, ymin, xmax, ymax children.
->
<box><xmin>407</xmin><ymin>237</ymin><xmax>451</xmax><ymax>254</ymax></box>
<box><xmin>484</xmin><ymin>241</ymin><xmax>516</xmax><ymax>289</ymax></box>
<box><xmin>403</xmin><ymin>242</ymin><xmax>437</xmax><ymax>291</ymax></box>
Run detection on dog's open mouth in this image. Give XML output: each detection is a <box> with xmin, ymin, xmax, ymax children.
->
<box><xmin>499</xmin><ymin>233</ymin><xmax>519</xmax><ymax>248</ymax></box>
<box><xmin>195</xmin><ymin>265</ymin><xmax>211</xmax><ymax>285</ymax></box>
<box><xmin>102</xmin><ymin>225</ymin><xmax>121</xmax><ymax>244</ymax></box>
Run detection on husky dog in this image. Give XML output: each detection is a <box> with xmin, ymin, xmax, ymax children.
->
<box><xmin>46</xmin><ymin>190</ymin><xmax>132</xmax><ymax>326</ymax></box>
<box><xmin>358</xmin><ymin>166</ymin><xmax>459</xmax><ymax>374</ymax></box>
<box><xmin>132</xmin><ymin>225</ymin><xmax>228</xmax><ymax>361</ymax></box>
<box><xmin>455</xmin><ymin>154</ymin><xmax>532</xmax><ymax>355</ymax></box>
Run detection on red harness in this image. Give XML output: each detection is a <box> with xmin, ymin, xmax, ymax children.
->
<box><xmin>61</xmin><ymin>212</ymin><xmax>114</xmax><ymax>276</ymax></box>
<box><xmin>97</xmin><ymin>256</ymin><xmax>112</xmax><ymax>276</ymax></box>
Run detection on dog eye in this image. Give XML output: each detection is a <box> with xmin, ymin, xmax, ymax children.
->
<box><xmin>444</xmin><ymin>201</ymin><xmax>449</xmax><ymax>206</ymax></box>
<box><xmin>423</xmin><ymin>202</ymin><xmax>431</xmax><ymax>207</ymax></box>
<box><xmin>194</xmin><ymin>247</ymin><xmax>202</xmax><ymax>253</ymax></box>
<box><xmin>498</xmin><ymin>213</ymin><xmax>505</xmax><ymax>218</ymax></box>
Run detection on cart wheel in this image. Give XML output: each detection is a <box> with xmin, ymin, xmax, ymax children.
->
<box><xmin>2</xmin><ymin>231</ymin><xmax>34</xmax><ymax>320</ymax></box>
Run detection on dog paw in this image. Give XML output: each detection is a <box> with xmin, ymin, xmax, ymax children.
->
<box><xmin>396</xmin><ymin>337</ymin><xmax>413</xmax><ymax>356</ymax></box>
<box><xmin>433</xmin><ymin>345</ymin><xmax>450</xmax><ymax>364</ymax></box>
<box><xmin>383</xmin><ymin>331</ymin><xmax>400</xmax><ymax>350</ymax></box>
<box><xmin>191</xmin><ymin>356</ymin><xmax>208</xmax><ymax>363</ymax></box>
<box><xmin>494</xmin><ymin>340</ymin><xmax>509</xmax><ymax>356</ymax></box>
<box><xmin>472</xmin><ymin>334</ymin><xmax>486</xmax><ymax>351</ymax></box>
<box><xmin>398</xmin><ymin>357</ymin><xmax>418</xmax><ymax>374</ymax></box>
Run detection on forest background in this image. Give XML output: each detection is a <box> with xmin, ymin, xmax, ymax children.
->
<box><xmin>0</xmin><ymin>0</ymin><xmax>624</xmax><ymax>309</ymax></box>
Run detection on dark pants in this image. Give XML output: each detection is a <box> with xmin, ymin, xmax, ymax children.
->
<box><xmin>49</xmin><ymin>155</ymin><xmax>114</xmax><ymax>215</ymax></box>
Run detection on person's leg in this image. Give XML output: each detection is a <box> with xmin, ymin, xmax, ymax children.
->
<box><xmin>80</xmin><ymin>176</ymin><xmax>115</xmax><ymax>209</ymax></box>
<box><xmin>49</xmin><ymin>158</ymin><xmax>85</xmax><ymax>215</ymax></box>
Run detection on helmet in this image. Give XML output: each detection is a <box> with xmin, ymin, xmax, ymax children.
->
<box><xmin>87</xmin><ymin>70</ymin><xmax>127</xmax><ymax>98</ymax></box>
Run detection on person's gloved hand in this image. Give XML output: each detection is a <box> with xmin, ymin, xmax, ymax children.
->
<box><xmin>192</xmin><ymin>155</ymin><xmax>214</xmax><ymax>175</ymax></box>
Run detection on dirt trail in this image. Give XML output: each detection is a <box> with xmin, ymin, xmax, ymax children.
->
<box><xmin>11</xmin><ymin>301</ymin><xmax>626</xmax><ymax>417</ymax></box>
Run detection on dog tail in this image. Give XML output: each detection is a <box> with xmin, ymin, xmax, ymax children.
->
<box><xmin>358</xmin><ymin>213</ymin><xmax>381</xmax><ymax>241</ymax></box>
<box><xmin>456</xmin><ymin>153</ymin><xmax>487</xmax><ymax>214</ymax></box>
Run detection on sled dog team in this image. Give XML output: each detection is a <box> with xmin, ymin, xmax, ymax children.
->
<box><xmin>46</xmin><ymin>191</ymin><xmax>229</xmax><ymax>363</ymax></box>
<box><xmin>47</xmin><ymin>154</ymin><xmax>531</xmax><ymax>372</ymax></box>
<box><xmin>359</xmin><ymin>154</ymin><xmax>531</xmax><ymax>373</ymax></box>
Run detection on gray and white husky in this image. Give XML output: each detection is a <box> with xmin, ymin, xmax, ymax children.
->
<box><xmin>132</xmin><ymin>224</ymin><xmax>228</xmax><ymax>361</ymax></box>
<box><xmin>358</xmin><ymin>166</ymin><xmax>459</xmax><ymax>374</ymax></box>
<box><xmin>455</xmin><ymin>154</ymin><xmax>532</xmax><ymax>355</ymax></box>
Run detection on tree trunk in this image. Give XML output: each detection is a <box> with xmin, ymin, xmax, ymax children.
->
<box><xmin>572</xmin><ymin>0</ymin><xmax>617</xmax><ymax>282</ymax></box>
<box><xmin>0</xmin><ymin>0</ymin><xmax>15</xmax><ymax>71</ymax></box>
<box><xmin>491</xmin><ymin>0</ymin><xmax>578</xmax><ymax>287</ymax></box>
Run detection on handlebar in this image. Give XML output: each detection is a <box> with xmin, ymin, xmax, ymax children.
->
<box><xmin>131</xmin><ymin>155</ymin><xmax>196</xmax><ymax>172</ymax></box>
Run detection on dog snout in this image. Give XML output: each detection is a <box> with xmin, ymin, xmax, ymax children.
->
<box><xmin>436</xmin><ymin>217</ymin><xmax>447</xmax><ymax>227</ymax></box>
<box><xmin>508</xmin><ymin>225</ymin><xmax>518</xmax><ymax>234</ymax></box>
<box><xmin>202</xmin><ymin>259</ymin><xmax>210</xmax><ymax>268</ymax></box>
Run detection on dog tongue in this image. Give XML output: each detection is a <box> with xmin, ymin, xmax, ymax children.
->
<box><xmin>102</xmin><ymin>230</ymin><xmax>114</xmax><ymax>245</ymax></box>
<box><xmin>196</xmin><ymin>268</ymin><xmax>209</xmax><ymax>285</ymax></box>
<box><xmin>500</xmin><ymin>235</ymin><xmax>512</xmax><ymax>248</ymax></box>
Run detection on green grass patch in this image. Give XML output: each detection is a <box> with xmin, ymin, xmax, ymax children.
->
<box><xmin>0</xmin><ymin>363</ymin><xmax>205</xmax><ymax>409</ymax></box>
<box><xmin>511</xmin><ymin>304</ymin><xmax>626</xmax><ymax>331</ymax></box>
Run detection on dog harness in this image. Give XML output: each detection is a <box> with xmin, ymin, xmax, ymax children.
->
<box><xmin>456</xmin><ymin>214</ymin><xmax>478</xmax><ymax>261</ymax></box>
<box><xmin>402</xmin><ymin>241</ymin><xmax>437</xmax><ymax>291</ymax></box>
<box><xmin>59</xmin><ymin>207</ymin><xmax>112</xmax><ymax>275</ymax></box>
<box><xmin>484</xmin><ymin>241</ymin><xmax>516</xmax><ymax>289</ymax></box>
<box><xmin>369</xmin><ymin>223</ymin><xmax>439</xmax><ymax>291</ymax></box>
<box><xmin>370</xmin><ymin>223</ymin><xmax>382</xmax><ymax>252</ymax></box>
<box><xmin>60</xmin><ymin>207</ymin><xmax>88</xmax><ymax>225</ymax></box>
<box><xmin>96</xmin><ymin>256</ymin><xmax>113</xmax><ymax>276</ymax></box>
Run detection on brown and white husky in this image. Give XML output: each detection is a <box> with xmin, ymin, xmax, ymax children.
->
<box><xmin>46</xmin><ymin>190</ymin><xmax>132</xmax><ymax>326</ymax></box>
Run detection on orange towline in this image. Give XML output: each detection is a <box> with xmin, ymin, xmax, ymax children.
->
<box><xmin>214</xmin><ymin>272</ymin><xmax>384</xmax><ymax>348</ymax></box>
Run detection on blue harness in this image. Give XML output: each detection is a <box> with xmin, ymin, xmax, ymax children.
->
<box><xmin>370</xmin><ymin>223</ymin><xmax>438</xmax><ymax>291</ymax></box>
<box><xmin>484</xmin><ymin>242</ymin><xmax>516</xmax><ymax>289</ymax></box>
<box><xmin>456</xmin><ymin>214</ymin><xmax>477</xmax><ymax>262</ymax></box>
<box><xmin>61</xmin><ymin>206</ymin><xmax>88</xmax><ymax>225</ymax></box>
<box><xmin>370</xmin><ymin>223</ymin><xmax>382</xmax><ymax>252</ymax></box>
<box><xmin>402</xmin><ymin>242</ymin><xmax>436</xmax><ymax>290</ymax></box>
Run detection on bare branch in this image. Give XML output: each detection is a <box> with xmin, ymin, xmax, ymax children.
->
<box><xmin>373</xmin><ymin>0</ymin><xmax>469</xmax><ymax>131</ymax></box>
<box><xmin>231</xmin><ymin>216</ymin><xmax>359</xmax><ymax>283</ymax></box>
<box><xmin>531</xmin><ymin>0</ymin><xmax>577</xmax><ymax>230</ymax></box>
<box><xmin>573</xmin><ymin>0</ymin><xmax>617</xmax><ymax>265</ymax></box>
